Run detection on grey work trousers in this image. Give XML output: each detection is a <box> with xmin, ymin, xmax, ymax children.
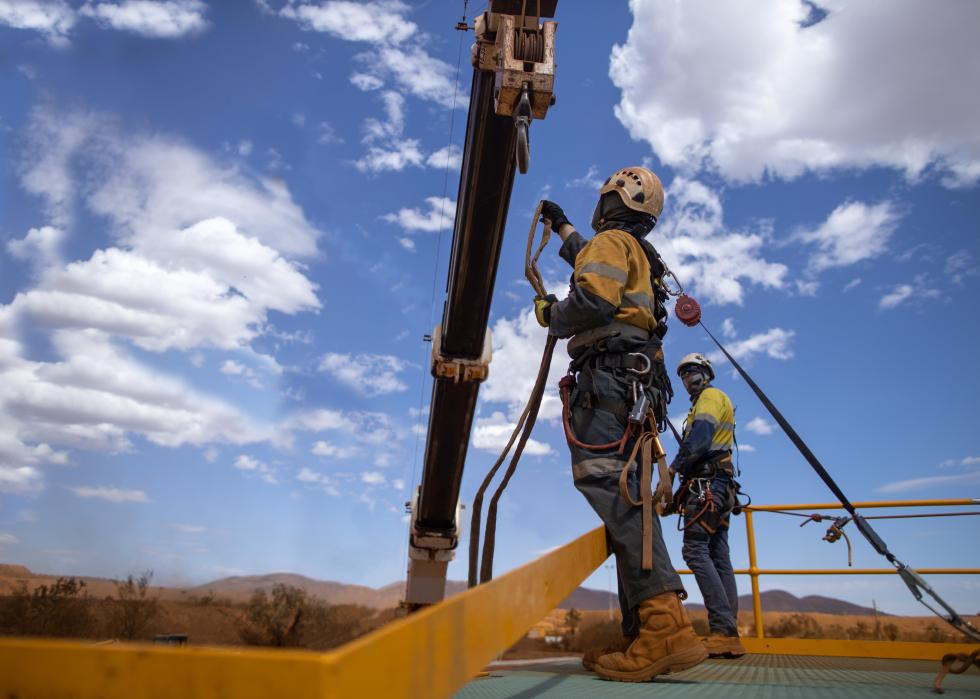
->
<box><xmin>569</xmin><ymin>365</ymin><xmax>685</xmax><ymax>637</ymax></box>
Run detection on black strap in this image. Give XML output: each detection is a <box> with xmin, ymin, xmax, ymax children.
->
<box><xmin>665</xmin><ymin>417</ymin><xmax>684</xmax><ymax>446</ymax></box>
<box><xmin>699</xmin><ymin>320</ymin><xmax>980</xmax><ymax>642</ymax></box>
<box><xmin>589</xmin><ymin>353</ymin><xmax>646</xmax><ymax>372</ymax></box>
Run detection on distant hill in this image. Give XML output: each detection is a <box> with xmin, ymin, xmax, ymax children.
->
<box><xmin>557</xmin><ymin>586</ymin><xmax>885</xmax><ymax>616</ymax></box>
<box><xmin>1</xmin><ymin>563</ymin><xmax>885</xmax><ymax>615</ymax></box>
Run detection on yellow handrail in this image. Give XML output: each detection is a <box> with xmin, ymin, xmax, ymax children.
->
<box><xmin>0</xmin><ymin>527</ymin><xmax>609</xmax><ymax>699</ymax></box>
<box><xmin>738</xmin><ymin>498</ymin><xmax>979</xmax><ymax>639</ymax></box>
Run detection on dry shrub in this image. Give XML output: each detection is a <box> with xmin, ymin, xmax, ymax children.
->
<box><xmin>106</xmin><ymin>571</ymin><xmax>160</xmax><ymax>640</ymax></box>
<box><xmin>0</xmin><ymin>577</ymin><xmax>93</xmax><ymax>638</ymax></box>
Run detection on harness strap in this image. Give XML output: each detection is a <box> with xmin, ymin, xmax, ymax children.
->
<box><xmin>617</xmin><ymin>414</ymin><xmax>673</xmax><ymax>570</ymax></box>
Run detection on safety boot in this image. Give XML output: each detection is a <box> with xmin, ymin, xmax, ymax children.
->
<box><xmin>594</xmin><ymin>591</ymin><xmax>707</xmax><ymax>682</ymax></box>
<box><xmin>704</xmin><ymin>633</ymin><xmax>746</xmax><ymax>658</ymax></box>
<box><xmin>581</xmin><ymin>635</ymin><xmax>634</xmax><ymax>671</ymax></box>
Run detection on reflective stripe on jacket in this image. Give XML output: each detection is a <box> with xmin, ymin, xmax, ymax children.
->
<box><xmin>549</xmin><ymin>228</ymin><xmax>660</xmax><ymax>338</ymax></box>
<box><xmin>672</xmin><ymin>387</ymin><xmax>735</xmax><ymax>478</ymax></box>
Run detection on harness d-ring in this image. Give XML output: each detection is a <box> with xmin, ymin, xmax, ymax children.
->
<box><xmin>627</xmin><ymin>352</ymin><xmax>651</xmax><ymax>375</ymax></box>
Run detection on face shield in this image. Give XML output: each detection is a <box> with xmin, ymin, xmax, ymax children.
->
<box><xmin>679</xmin><ymin>366</ymin><xmax>708</xmax><ymax>396</ymax></box>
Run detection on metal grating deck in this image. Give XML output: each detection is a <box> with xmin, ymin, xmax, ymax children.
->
<box><xmin>454</xmin><ymin>654</ymin><xmax>980</xmax><ymax>698</ymax></box>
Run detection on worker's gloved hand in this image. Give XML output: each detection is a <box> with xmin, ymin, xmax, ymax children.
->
<box><xmin>533</xmin><ymin>294</ymin><xmax>558</xmax><ymax>328</ymax></box>
<box><xmin>540</xmin><ymin>200</ymin><xmax>570</xmax><ymax>231</ymax></box>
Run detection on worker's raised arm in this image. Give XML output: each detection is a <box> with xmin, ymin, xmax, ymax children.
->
<box><xmin>548</xmin><ymin>232</ymin><xmax>630</xmax><ymax>338</ymax></box>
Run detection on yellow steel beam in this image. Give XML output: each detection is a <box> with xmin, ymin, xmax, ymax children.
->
<box><xmin>744</xmin><ymin>509</ymin><xmax>764</xmax><ymax>639</ymax></box>
<box><xmin>742</xmin><ymin>637</ymin><xmax>979</xmax><ymax>660</ymax></box>
<box><xmin>0</xmin><ymin>526</ymin><xmax>610</xmax><ymax>699</ymax></box>
<box><xmin>746</xmin><ymin>498</ymin><xmax>979</xmax><ymax>512</ymax></box>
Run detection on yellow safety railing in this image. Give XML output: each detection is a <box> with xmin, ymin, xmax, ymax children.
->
<box><xmin>739</xmin><ymin>498</ymin><xmax>979</xmax><ymax>640</ymax></box>
<box><xmin>1</xmin><ymin>498</ymin><xmax>977</xmax><ymax>698</ymax></box>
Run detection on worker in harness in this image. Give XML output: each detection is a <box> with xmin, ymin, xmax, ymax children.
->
<box><xmin>535</xmin><ymin>166</ymin><xmax>707</xmax><ymax>682</ymax></box>
<box><xmin>671</xmin><ymin>353</ymin><xmax>746</xmax><ymax>658</ymax></box>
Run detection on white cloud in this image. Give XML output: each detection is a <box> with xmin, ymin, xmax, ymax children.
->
<box><xmin>879</xmin><ymin>284</ymin><xmax>913</xmax><ymax>310</ymax></box>
<box><xmin>362</xmin><ymin>471</ymin><xmax>386</xmax><ymax>486</ymax></box>
<box><xmin>611</xmin><ymin>0</ymin><xmax>980</xmax><ymax>186</ymax></box>
<box><xmin>877</xmin><ymin>470</ymin><xmax>980</xmax><ymax>494</ymax></box>
<box><xmin>472</xmin><ymin>411</ymin><xmax>551</xmax><ymax>456</ymax></box>
<box><xmin>0</xmin><ymin>533</ymin><xmax>20</xmax><ymax>545</ymax></box>
<box><xmin>655</xmin><ymin>177</ymin><xmax>787</xmax><ymax>305</ymax></box>
<box><xmin>0</xmin><ymin>108</ymin><xmax>323</xmax><ymax>493</ymax></box>
<box><xmin>79</xmin><ymin>0</ymin><xmax>207</xmax><ymax>38</ymax></box>
<box><xmin>708</xmin><ymin>327</ymin><xmax>795</xmax><ymax>365</ymax></box>
<box><xmin>842</xmin><ymin>278</ymin><xmax>862</xmax><ymax>293</ymax></box>
<box><xmin>383</xmin><ymin>196</ymin><xmax>455</xmax><ymax>233</ymax></box>
<box><xmin>233</xmin><ymin>454</ymin><xmax>277</xmax><ymax>485</ymax></box>
<box><xmin>279</xmin><ymin>0</ymin><xmax>415</xmax><ymax>44</ymax></box>
<box><xmin>311</xmin><ymin>440</ymin><xmax>358</xmax><ymax>459</ymax></box>
<box><xmin>945</xmin><ymin>251</ymin><xmax>977</xmax><ymax>285</ymax></box>
<box><xmin>362</xmin><ymin>90</ymin><xmax>405</xmax><ymax>143</ymax></box>
<box><xmin>796</xmin><ymin>201</ymin><xmax>901</xmax><ymax>271</ymax></box>
<box><xmin>371</xmin><ymin>45</ymin><xmax>458</xmax><ymax>108</ymax></box>
<box><xmin>237</xmin><ymin>140</ymin><xmax>253</xmax><ymax>156</ymax></box>
<box><xmin>6</xmin><ymin>225</ymin><xmax>64</xmax><ymax>270</ymax></box>
<box><xmin>351</xmin><ymin>72</ymin><xmax>384</xmax><ymax>91</ymax></box>
<box><xmin>296</xmin><ymin>467</ymin><xmax>339</xmax><ymax>496</ymax></box>
<box><xmin>0</xmin><ymin>0</ymin><xmax>75</xmax><ymax>45</ymax></box>
<box><xmin>353</xmin><ymin>139</ymin><xmax>424</xmax><ymax>173</ymax></box>
<box><xmin>318</xmin><ymin>352</ymin><xmax>409</xmax><ymax>396</ymax></box>
<box><xmin>878</xmin><ymin>275</ymin><xmax>940</xmax><ymax>310</ymax></box>
<box><xmin>69</xmin><ymin>485</ymin><xmax>149</xmax><ymax>502</ymax></box>
<box><xmin>567</xmin><ymin>165</ymin><xmax>604</xmax><ymax>190</ymax></box>
<box><xmin>392</xmin><ymin>478</ymin><xmax>405</xmax><ymax>491</ymax></box>
<box><xmin>425</xmin><ymin>144</ymin><xmax>462</xmax><ymax>170</ymax></box>
<box><xmin>743</xmin><ymin>417</ymin><xmax>774</xmax><ymax>435</ymax></box>
<box><xmin>397</xmin><ymin>237</ymin><xmax>415</xmax><ymax>252</ymax></box>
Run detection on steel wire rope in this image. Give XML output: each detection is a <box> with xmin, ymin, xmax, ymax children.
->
<box><xmin>404</xmin><ymin>3</ymin><xmax>468</xmax><ymax>568</ymax></box>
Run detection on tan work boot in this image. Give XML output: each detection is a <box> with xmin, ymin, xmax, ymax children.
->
<box><xmin>594</xmin><ymin>591</ymin><xmax>707</xmax><ymax>682</ymax></box>
<box><xmin>581</xmin><ymin>635</ymin><xmax>634</xmax><ymax>671</ymax></box>
<box><xmin>704</xmin><ymin>633</ymin><xmax>746</xmax><ymax>658</ymax></box>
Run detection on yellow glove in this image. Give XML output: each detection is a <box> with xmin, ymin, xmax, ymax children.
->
<box><xmin>533</xmin><ymin>294</ymin><xmax>558</xmax><ymax>328</ymax></box>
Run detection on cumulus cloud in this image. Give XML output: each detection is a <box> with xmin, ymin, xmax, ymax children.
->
<box><xmin>426</xmin><ymin>144</ymin><xmax>462</xmax><ymax>170</ymax></box>
<box><xmin>0</xmin><ymin>108</ymin><xmax>323</xmax><ymax>492</ymax></box>
<box><xmin>0</xmin><ymin>533</ymin><xmax>20</xmax><ymax>545</ymax></box>
<box><xmin>233</xmin><ymin>454</ymin><xmax>277</xmax><ymax>484</ymax></box>
<box><xmin>796</xmin><ymin>201</ymin><xmax>901</xmax><ymax>271</ymax></box>
<box><xmin>318</xmin><ymin>352</ymin><xmax>409</xmax><ymax>396</ymax></box>
<box><xmin>382</xmin><ymin>196</ymin><xmax>455</xmax><ymax>233</ymax></box>
<box><xmin>567</xmin><ymin>165</ymin><xmax>605</xmax><ymax>190</ymax></box>
<box><xmin>656</xmin><ymin>177</ymin><xmax>787</xmax><ymax>305</ymax></box>
<box><xmin>69</xmin><ymin>485</ymin><xmax>149</xmax><ymax>502</ymax></box>
<box><xmin>611</xmin><ymin>0</ymin><xmax>980</xmax><ymax>186</ymax></box>
<box><xmin>743</xmin><ymin>417</ymin><xmax>774</xmax><ymax>435</ymax></box>
<box><xmin>353</xmin><ymin>139</ymin><xmax>424</xmax><ymax>173</ymax></box>
<box><xmin>361</xmin><ymin>471</ymin><xmax>386</xmax><ymax>486</ymax></box>
<box><xmin>708</xmin><ymin>327</ymin><xmax>795</xmax><ymax>365</ymax></box>
<box><xmin>78</xmin><ymin>0</ymin><xmax>208</xmax><ymax>38</ymax></box>
<box><xmin>397</xmin><ymin>237</ymin><xmax>415</xmax><ymax>252</ymax></box>
<box><xmin>311</xmin><ymin>440</ymin><xmax>358</xmax><ymax>459</ymax></box>
<box><xmin>0</xmin><ymin>0</ymin><xmax>76</xmax><ymax>45</ymax></box>
<box><xmin>945</xmin><ymin>251</ymin><xmax>977</xmax><ymax>286</ymax></box>
<box><xmin>472</xmin><ymin>411</ymin><xmax>551</xmax><ymax>456</ymax></box>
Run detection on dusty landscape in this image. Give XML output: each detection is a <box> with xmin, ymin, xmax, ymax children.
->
<box><xmin>1</xmin><ymin>563</ymin><xmax>975</xmax><ymax>650</ymax></box>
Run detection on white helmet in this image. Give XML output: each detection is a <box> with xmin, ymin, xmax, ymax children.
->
<box><xmin>677</xmin><ymin>353</ymin><xmax>714</xmax><ymax>381</ymax></box>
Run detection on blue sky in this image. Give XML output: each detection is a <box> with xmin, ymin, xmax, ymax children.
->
<box><xmin>0</xmin><ymin>0</ymin><xmax>978</xmax><ymax>616</ymax></box>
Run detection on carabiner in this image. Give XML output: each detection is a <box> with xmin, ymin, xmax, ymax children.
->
<box><xmin>627</xmin><ymin>352</ymin><xmax>651</xmax><ymax>376</ymax></box>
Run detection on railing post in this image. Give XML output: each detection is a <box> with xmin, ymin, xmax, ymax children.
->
<box><xmin>744</xmin><ymin>509</ymin><xmax>764</xmax><ymax>639</ymax></box>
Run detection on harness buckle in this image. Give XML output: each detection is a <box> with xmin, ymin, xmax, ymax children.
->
<box><xmin>626</xmin><ymin>352</ymin><xmax>651</xmax><ymax>375</ymax></box>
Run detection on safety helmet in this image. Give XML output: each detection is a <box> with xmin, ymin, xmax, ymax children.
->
<box><xmin>598</xmin><ymin>166</ymin><xmax>665</xmax><ymax>221</ymax></box>
<box><xmin>676</xmin><ymin>353</ymin><xmax>714</xmax><ymax>381</ymax></box>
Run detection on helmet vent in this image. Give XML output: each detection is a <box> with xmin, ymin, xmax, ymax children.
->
<box><xmin>616</xmin><ymin>179</ymin><xmax>626</xmax><ymax>187</ymax></box>
<box><xmin>632</xmin><ymin>191</ymin><xmax>645</xmax><ymax>203</ymax></box>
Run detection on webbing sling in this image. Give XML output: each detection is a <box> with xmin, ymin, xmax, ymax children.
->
<box><xmin>699</xmin><ymin>320</ymin><xmax>980</xmax><ymax>643</ymax></box>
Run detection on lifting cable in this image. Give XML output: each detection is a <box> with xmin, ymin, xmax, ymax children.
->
<box><xmin>468</xmin><ymin>202</ymin><xmax>558</xmax><ymax>587</ymax></box>
<box><xmin>663</xmin><ymin>266</ymin><xmax>980</xmax><ymax>642</ymax></box>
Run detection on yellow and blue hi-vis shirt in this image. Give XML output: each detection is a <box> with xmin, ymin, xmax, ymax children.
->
<box><xmin>671</xmin><ymin>387</ymin><xmax>735</xmax><ymax>478</ymax></box>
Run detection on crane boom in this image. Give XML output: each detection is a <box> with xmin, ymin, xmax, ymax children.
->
<box><xmin>404</xmin><ymin>0</ymin><xmax>558</xmax><ymax>608</ymax></box>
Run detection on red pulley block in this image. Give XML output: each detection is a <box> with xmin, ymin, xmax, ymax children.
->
<box><xmin>674</xmin><ymin>294</ymin><xmax>701</xmax><ymax>327</ymax></box>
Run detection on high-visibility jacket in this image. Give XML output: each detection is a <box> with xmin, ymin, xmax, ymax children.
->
<box><xmin>549</xmin><ymin>228</ymin><xmax>664</xmax><ymax>339</ymax></box>
<box><xmin>671</xmin><ymin>386</ymin><xmax>735</xmax><ymax>479</ymax></box>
